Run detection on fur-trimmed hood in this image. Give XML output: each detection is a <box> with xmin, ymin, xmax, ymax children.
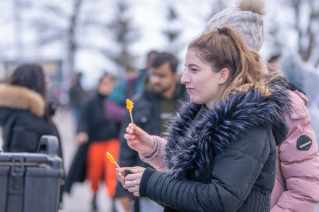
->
<box><xmin>164</xmin><ymin>77</ymin><xmax>290</xmax><ymax>180</ymax></box>
<box><xmin>0</xmin><ymin>84</ymin><xmax>45</xmax><ymax>117</ymax></box>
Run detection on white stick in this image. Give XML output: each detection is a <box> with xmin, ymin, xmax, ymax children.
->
<box><xmin>130</xmin><ymin>112</ymin><xmax>134</xmax><ymax>124</ymax></box>
<box><xmin>114</xmin><ymin>161</ymin><xmax>120</xmax><ymax>169</ymax></box>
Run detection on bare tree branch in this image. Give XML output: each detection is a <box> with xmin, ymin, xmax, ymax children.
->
<box><xmin>280</xmin><ymin>0</ymin><xmax>318</xmax><ymax>66</ymax></box>
<box><xmin>303</xmin><ymin>0</ymin><xmax>319</xmax><ymax>61</ymax></box>
<box><xmin>104</xmin><ymin>0</ymin><xmax>139</xmax><ymax>73</ymax></box>
<box><xmin>290</xmin><ymin>0</ymin><xmax>303</xmax><ymax>54</ymax></box>
<box><xmin>29</xmin><ymin>0</ymin><xmax>108</xmax><ymax>75</ymax></box>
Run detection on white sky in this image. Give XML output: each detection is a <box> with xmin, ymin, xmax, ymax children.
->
<box><xmin>0</xmin><ymin>0</ymin><xmax>315</xmax><ymax>89</ymax></box>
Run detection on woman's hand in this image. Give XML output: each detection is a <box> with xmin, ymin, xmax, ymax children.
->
<box><xmin>124</xmin><ymin>123</ymin><xmax>155</xmax><ymax>154</ymax></box>
<box><xmin>124</xmin><ymin>167</ymin><xmax>146</xmax><ymax>196</ymax></box>
<box><xmin>76</xmin><ymin>132</ymin><xmax>89</xmax><ymax>145</ymax></box>
<box><xmin>116</xmin><ymin>168</ymin><xmax>127</xmax><ymax>186</ymax></box>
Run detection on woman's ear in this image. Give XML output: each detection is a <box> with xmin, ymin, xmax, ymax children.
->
<box><xmin>218</xmin><ymin>68</ymin><xmax>230</xmax><ymax>84</ymax></box>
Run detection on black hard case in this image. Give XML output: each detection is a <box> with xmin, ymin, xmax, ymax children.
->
<box><xmin>0</xmin><ymin>136</ymin><xmax>63</xmax><ymax>212</ymax></box>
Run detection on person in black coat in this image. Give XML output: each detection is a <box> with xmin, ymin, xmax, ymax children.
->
<box><xmin>115</xmin><ymin>52</ymin><xmax>189</xmax><ymax>212</ymax></box>
<box><xmin>117</xmin><ymin>26</ymin><xmax>291</xmax><ymax>212</ymax></box>
<box><xmin>0</xmin><ymin>64</ymin><xmax>64</xmax><ymax>207</ymax></box>
<box><xmin>65</xmin><ymin>74</ymin><xmax>119</xmax><ymax>211</ymax></box>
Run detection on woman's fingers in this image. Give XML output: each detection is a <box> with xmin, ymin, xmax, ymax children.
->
<box><xmin>125</xmin><ymin>173</ymin><xmax>143</xmax><ymax>182</ymax></box>
<box><xmin>116</xmin><ymin>168</ymin><xmax>124</xmax><ymax>174</ymax></box>
<box><xmin>125</xmin><ymin>179</ymin><xmax>140</xmax><ymax>196</ymax></box>
<box><xmin>124</xmin><ymin>179</ymin><xmax>140</xmax><ymax>188</ymax></box>
<box><xmin>128</xmin><ymin>123</ymin><xmax>147</xmax><ymax>137</ymax></box>
<box><xmin>124</xmin><ymin>133</ymin><xmax>135</xmax><ymax>140</ymax></box>
<box><xmin>117</xmin><ymin>167</ymin><xmax>132</xmax><ymax>174</ymax></box>
<box><xmin>117</xmin><ymin>172</ymin><xmax>125</xmax><ymax>186</ymax></box>
<box><xmin>124</xmin><ymin>134</ymin><xmax>138</xmax><ymax>149</ymax></box>
<box><xmin>127</xmin><ymin>185</ymin><xmax>139</xmax><ymax>193</ymax></box>
<box><xmin>132</xmin><ymin>124</ymin><xmax>146</xmax><ymax>136</ymax></box>
<box><xmin>129</xmin><ymin>167</ymin><xmax>145</xmax><ymax>173</ymax></box>
<box><xmin>126</xmin><ymin>139</ymin><xmax>139</xmax><ymax>150</ymax></box>
<box><xmin>125</xmin><ymin>127</ymin><xmax>135</xmax><ymax>135</ymax></box>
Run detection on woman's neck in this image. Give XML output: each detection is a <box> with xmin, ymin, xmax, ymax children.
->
<box><xmin>205</xmin><ymin>97</ymin><xmax>219</xmax><ymax>110</ymax></box>
<box><xmin>206</xmin><ymin>87</ymin><xmax>225</xmax><ymax>110</ymax></box>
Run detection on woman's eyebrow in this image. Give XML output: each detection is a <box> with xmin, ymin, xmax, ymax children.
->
<box><xmin>188</xmin><ymin>64</ymin><xmax>200</xmax><ymax>68</ymax></box>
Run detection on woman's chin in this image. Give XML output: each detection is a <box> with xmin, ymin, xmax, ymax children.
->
<box><xmin>190</xmin><ymin>96</ymin><xmax>204</xmax><ymax>104</ymax></box>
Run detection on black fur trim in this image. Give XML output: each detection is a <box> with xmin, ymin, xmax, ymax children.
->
<box><xmin>164</xmin><ymin>77</ymin><xmax>290</xmax><ymax>180</ymax></box>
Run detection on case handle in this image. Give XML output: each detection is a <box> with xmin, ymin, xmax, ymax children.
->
<box><xmin>37</xmin><ymin>135</ymin><xmax>59</xmax><ymax>156</ymax></box>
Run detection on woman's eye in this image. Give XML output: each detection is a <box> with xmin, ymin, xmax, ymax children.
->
<box><xmin>191</xmin><ymin>69</ymin><xmax>198</xmax><ymax>72</ymax></box>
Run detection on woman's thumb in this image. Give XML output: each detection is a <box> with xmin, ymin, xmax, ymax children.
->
<box><xmin>132</xmin><ymin>124</ymin><xmax>145</xmax><ymax>136</ymax></box>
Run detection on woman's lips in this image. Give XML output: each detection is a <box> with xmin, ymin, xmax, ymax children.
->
<box><xmin>186</xmin><ymin>87</ymin><xmax>194</xmax><ymax>92</ymax></box>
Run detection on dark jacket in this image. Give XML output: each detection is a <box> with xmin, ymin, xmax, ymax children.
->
<box><xmin>115</xmin><ymin>81</ymin><xmax>189</xmax><ymax>197</ymax></box>
<box><xmin>77</xmin><ymin>93</ymin><xmax>119</xmax><ymax>142</ymax></box>
<box><xmin>139</xmin><ymin>77</ymin><xmax>291</xmax><ymax>212</ymax></box>
<box><xmin>0</xmin><ymin>84</ymin><xmax>57</xmax><ymax>153</ymax></box>
<box><xmin>65</xmin><ymin>94</ymin><xmax>119</xmax><ymax>193</ymax></box>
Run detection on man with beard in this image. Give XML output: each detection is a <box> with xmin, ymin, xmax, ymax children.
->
<box><xmin>115</xmin><ymin>52</ymin><xmax>188</xmax><ymax>212</ymax></box>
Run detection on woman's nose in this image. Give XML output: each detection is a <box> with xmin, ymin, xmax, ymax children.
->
<box><xmin>181</xmin><ymin>70</ymin><xmax>191</xmax><ymax>84</ymax></box>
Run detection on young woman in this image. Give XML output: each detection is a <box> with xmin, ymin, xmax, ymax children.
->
<box><xmin>116</xmin><ymin>26</ymin><xmax>291</xmax><ymax>212</ymax></box>
<box><xmin>0</xmin><ymin>64</ymin><xmax>65</xmax><ymax>208</ymax></box>
<box><xmin>0</xmin><ymin>64</ymin><xmax>62</xmax><ymax>155</ymax></box>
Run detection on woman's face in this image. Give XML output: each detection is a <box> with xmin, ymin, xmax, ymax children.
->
<box><xmin>182</xmin><ymin>49</ymin><xmax>227</xmax><ymax>106</ymax></box>
<box><xmin>98</xmin><ymin>76</ymin><xmax>114</xmax><ymax>96</ymax></box>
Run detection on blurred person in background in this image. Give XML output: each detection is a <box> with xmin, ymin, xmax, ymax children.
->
<box><xmin>279</xmin><ymin>52</ymin><xmax>319</xmax><ymax>146</ymax></box>
<box><xmin>65</xmin><ymin>74</ymin><xmax>120</xmax><ymax>212</ymax></box>
<box><xmin>69</xmin><ymin>72</ymin><xmax>87</xmax><ymax>122</ymax></box>
<box><xmin>0</xmin><ymin>64</ymin><xmax>65</xmax><ymax>207</ymax></box>
<box><xmin>114</xmin><ymin>52</ymin><xmax>188</xmax><ymax>212</ymax></box>
<box><xmin>109</xmin><ymin>51</ymin><xmax>159</xmax><ymax>106</ymax></box>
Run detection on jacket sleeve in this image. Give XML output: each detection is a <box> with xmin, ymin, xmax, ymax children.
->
<box><xmin>139</xmin><ymin>136</ymin><xmax>167</xmax><ymax>171</ymax></box>
<box><xmin>271</xmin><ymin>113</ymin><xmax>319</xmax><ymax>211</ymax></box>
<box><xmin>140</xmin><ymin>128</ymin><xmax>271</xmax><ymax>212</ymax></box>
<box><xmin>77</xmin><ymin>101</ymin><xmax>90</xmax><ymax>133</ymax></box>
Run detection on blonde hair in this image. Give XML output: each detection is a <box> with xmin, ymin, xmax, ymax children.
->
<box><xmin>188</xmin><ymin>25</ymin><xmax>280</xmax><ymax>98</ymax></box>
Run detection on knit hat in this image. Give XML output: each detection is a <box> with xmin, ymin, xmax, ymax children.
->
<box><xmin>205</xmin><ymin>0</ymin><xmax>266</xmax><ymax>52</ymax></box>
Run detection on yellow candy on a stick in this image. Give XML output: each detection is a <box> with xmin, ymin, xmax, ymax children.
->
<box><xmin>106</xmin><ymin>152</ymin><xmax>120</xmax><ymax>168</ymax></box>
<box><xmin>126</xmin><ymin>99</ymin><xmax>134</xmax><ymax>112</ymax></box>
<box><xmin>126</xmin><ymin>99</ymin><xmax>134</xmax><ymax>124</ymax></box>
